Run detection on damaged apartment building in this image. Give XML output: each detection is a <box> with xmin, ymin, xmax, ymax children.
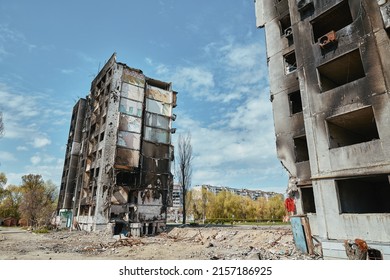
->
<box><xmin>254</xmin><ymin>0</ymin><xmax>390</xmax><ymax>259</ymax></box>
<box><xmin>57</xmin><ymin>53</ymin><xmax>177</xmax><ymax>236</ymax></box>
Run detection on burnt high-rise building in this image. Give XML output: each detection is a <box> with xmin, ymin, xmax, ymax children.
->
<box><xmin>255</xmin><ymin>0</ymin><xmax>390</xmax><ymax>259</ymax></box>
<box><xmin>57</xmin><ymin>53</ymin><xmax>177</xmax><ymax>236</ymax></box>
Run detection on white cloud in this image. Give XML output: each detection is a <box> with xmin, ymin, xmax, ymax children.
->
<box><xmin>171</xmin><ymin>66</ymin><xmax>215</xmax><ymax>98</ymax></box>
<box><xmin>16</xmin><ymin>146</ymin><xmax>28</xmax><ymax>151</ymax></box>
<box><xmin>25</xmin><ymin>158</ymin><xmax>64</xmax><ymax>186</ymax></box>
<box><xmin>145</xmin><ymin>57</ymin><xmax>153</xmax><ymax>65</ymax></box>
<box><xmin>61</xmin><ymin>69</ymin><xmax>74</xmax><ymax>74</ymax></box>
<box><xmin>0</xmin><ymin>151</ymin><xmax>17</xmax><ymax>162</ymax></box>
<box><xmin>30</xmin><ymin>155</ymin><xmax>41</xmax><ymax>165</ymax></box>
<box><xmin>32</xmin><ymin>136</ymin><xmax>51</xmax><ymax>148</ymax></box>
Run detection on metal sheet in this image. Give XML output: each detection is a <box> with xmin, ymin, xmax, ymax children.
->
<box><xmin>142</xmin><ymin>157</ymin><xmax>170</xmax><ymax>174</ymax></box>
<box><xmin>119</xmin><ymin>98</ymin><xmax>143</xmax><ymax>117</ymax></box>
<box><xmin>142</xmin><ymin>141</ymin><xmax>171</xmax><ymax>159</ymax></box>
<box><xmin>290</xmin><ymin>216</ymin><xmax>308</xmax><ymax>254</ymax></box>
<box><xmin>144</xmin><ymin>127</ymin><xmax>170</xmax><ymax>144</ymax></box>
<box><xmin>121</xmin><ymin>82</ymin><xmax>144</xmax><ymax>102</ymax></box>
<box><xmin>145</xmin><ymin>112</ymin><xmax>170</xmax><ymax>129</ymax></box>
<box><xmin>145</xmin><ymin>98</ymin><xmax>171</xmax><ymax>117</ymax></box>
<box><xmin>122</xmin><ymin>68</ymin><xmax>145</xmax><ymax>87</ymax></box>
<box><xmin>119</xmin><ymin>114</ymin><xmax>142</xmax><ymax>133</ymax></box>
<box><xmin>146</xmin><ymin>85</ymin><xmax>172</xmax><ymax>104</ymax></box>
<box><xmin>117</xmin><ymin>131</ymin><xmax>141</xmax><ymax>149</ymax></box>
<box><xmin>115</xmin><ymin>148</ymin><xmax>140</xmax><ymax>168</ymax></box>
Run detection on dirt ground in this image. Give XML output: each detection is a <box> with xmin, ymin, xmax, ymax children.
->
<box><xmin>0</xmin><ymin>225</ymin><xmax>322</xmax><ymax>260</ymax></box>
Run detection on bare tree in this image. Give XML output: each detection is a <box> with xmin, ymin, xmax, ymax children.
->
<box><xmin>177</xmin><ymin>133</ymin><xmax>193</xmax><ymax>224</ymax></box>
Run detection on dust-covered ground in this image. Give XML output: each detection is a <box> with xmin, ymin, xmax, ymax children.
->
<box><xmin>0</xmin><ymin>225</ymin><xmax>323</xmax><ymax>260</ymax></box>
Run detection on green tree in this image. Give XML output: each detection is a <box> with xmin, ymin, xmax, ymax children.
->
<box><xmin>18</xmin><ymin>174</ymin><xmax>57</xmax><ymax>228</ymax></box>
<box><xmin>266</xmin><ymin>195</ymin><xmax>285</xmax><ymax>220</ymax></box>
<box><xmin>0</xmin><ymin>185</ymin><xmax>22</xmax><ymax>219</ymax></box>
<box><xmin>0</xmin><ymin>172</ymin><xmax>7</xmax><ymax>199</ymax></box>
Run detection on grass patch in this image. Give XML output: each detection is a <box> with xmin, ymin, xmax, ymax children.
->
<box><xmin>32</xmin><ymin>228</ymin><xmax>50</xmax><ymax>234</ymax></box>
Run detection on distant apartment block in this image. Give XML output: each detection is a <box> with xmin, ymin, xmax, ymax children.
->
<box><xmin>192</xmin><ymin>185</ymin><xmax>281</xmax><ymax>200</ymax></box>
<box><xmin>57</xmin><ymin>53</ymin><xmax>177</xmax><ymax>236</ymax></box>
<box><xmin>255</xmin><ymin>0</ymin><xmax>390</xmax><ymax>259</ymax></box>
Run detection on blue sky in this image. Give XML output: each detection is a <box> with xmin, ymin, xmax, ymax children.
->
<box><xmin>0</xmin><ymin>0</ymin><xmax>288</xmax><ymax>193</ymax></box>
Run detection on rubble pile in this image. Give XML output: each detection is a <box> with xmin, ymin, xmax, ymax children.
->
<box><xmin>0</xmin><ymin>225</ymin><xmax>323</xmax><ymax>260</ymax></box>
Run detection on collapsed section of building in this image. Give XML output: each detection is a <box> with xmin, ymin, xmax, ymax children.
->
<box><xmin>57</xmin><ymin>53</ymin><xmax>177</xmax><ymax>236</ymax></box>
<box><xmin>254</xmin><ymin>0</ymin><xmax>390</xmax><ymax>259</ymax></box>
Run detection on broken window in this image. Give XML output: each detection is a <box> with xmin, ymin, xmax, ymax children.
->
<box><xmin>106</xmin><ymin>83</ymin><xmax>111</xmax><ymax>95</ymax></box>
<box><xmin>116</xmin><ymin>172</ymin><xmax>138</xmax><ymax>187</ymax></box>
<box><xmin>301</xmin><ymin>186</ymin><xmax>316</xmax><ymax>213</ymax></box>
<box><xmin>280</xmin><ymin>14</ymin><xmax>292</xmax><ymax>37</ymax></box>
<box><xmin>317</xmin><ymin>49</ymin><xmax>365</xmax><ymax>92</ymax></box>
<box><xmin>90</xmin><ymin>123</ymin><xmax>96</xmax><ymax>135</ymax></box>
<box><xmin>288</xmin><ymin>90</ymin><xmax>303</xmax><ymax>115</ymax></box>
<box><xmin>337</xmin><ymin>175</ymin><xmax>390</xmax><ymax>214</ymax></box>
<box><xmin>311</xmin><ymin>0</ymin><xmax>353</xmax><ymax>44</ymax></box>
<box><xmin>327</xmin><ymin>106</ymin><xmax>379</xmax><ymax>149</ymax></box>
<box><xmin>293</xmin><ymin>135</ymin><xmax>309</xmax><ymax>162</ymax></box>
<box><xmin>284</xmin><ymin>51</ymin><xmax>297</xmax><ymax>74</ymax></box>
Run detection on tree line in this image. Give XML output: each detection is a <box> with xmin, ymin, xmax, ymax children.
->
<box><xmin>185</xmin><ymin>188</ymin><xmax>286</xmax><ymax>224</ymax></box>
<box><xmin>0</xmin><ymin>173</ymin><xmax>57</xmax><ymax>228</ymax></box>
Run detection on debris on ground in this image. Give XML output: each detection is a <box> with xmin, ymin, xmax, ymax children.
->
<box><xmin>0</xmin><ymin>225</ymin><xmax>323</xmax><ymax>260</ymax></box>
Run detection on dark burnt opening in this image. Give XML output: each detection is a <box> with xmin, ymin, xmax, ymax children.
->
<box><xmin>337</xmin><ymin>175</ymin><xmax>390</xmax><ymax>213</ymax></box>
<box><xmin>311</xmin><ymin>0</ymin><xmax>353</xmax><ymax>43</ymax></box>
<box><xmin>148</xmin><ymin>223</ymin><xmax>154</xmax><ymax>235</ymax></box>
<box><xmin>317</xmin><ymin>49</ymin><xmax>365</xmax><ymax>92</ymax></box>
<box><xmin>289</xmin><ymin>90</ymin><xmax>303</xmax><ymax>115</ymax></box>
<box><xmin>327</xmin><ymin>106</ymin><xmax>379</xmax><ymax>149</ymax></box>
<box><xmin>116</xmin><ymin>172</ymin><xmax>138</xmax><ymax>186</ymax></box>
<box><xmin>301</xmin><ymin>186</ymin><xmax>316</xmax><ymax>213</ymax></box>
<box><xmin>293</xmin><ymin>135</ymin><xmax>309</xmax><ymax>163</ymax></box>
<box><xmin>280</xmin><ymin>13</ymin><xmax>291</xmax><ymax>36</ymax></box>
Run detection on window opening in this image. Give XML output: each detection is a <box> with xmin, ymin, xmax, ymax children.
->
<box><xmin>317</xmin><ymin>49</ymin><xmax>365</xmax><ymax>92</ymax></box>
<box><xmin>327</xmin><ymin>106</ymin><xmax>379</xmax><ymax>149</ymax></box>
<box><xmin>280</xmin><ymin>14</ymin><xmax>292</xmax><ymax>36</ymax></box>
<box><xmin>289</xmin><ymin>90</ymin><xmax>303</xmax><ymax>115</ymax></box>
<box><xmin>284</xmin><ymin>51</ymin><xmax>297</xmax><ymax>74</ymax></box>
<box><xmin>301</xmin><ymin>186</ymin><xmax>316</xmax><ymax>213</ymax></box>
<box><xmin>293</xmin><ymin>135</ymin><xmax>309</xmax><ymax>162</ymax></box>
<box><xmin>311</xmin><ymin>0</ymin><xmax>353</xmax><ymax>44</ymax></box>
<box><xmin>337</xmin><ymin>175</ymin><xmax>390</xmax><ymax>213</ymax></box>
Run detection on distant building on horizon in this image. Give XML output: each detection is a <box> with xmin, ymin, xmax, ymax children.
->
<box><xmin>192</xmin><ymin>184</ymin><xmax>282</xmax><ymax>200</ymax></box>
<box><xmin>57</xmin><ymin>53</ymin><xmax>177</xmax><ymax>236</ymax></box>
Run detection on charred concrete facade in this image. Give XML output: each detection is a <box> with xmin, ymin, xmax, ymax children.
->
<box><xmin>57</xmin><ymin>54</ymin><xmax>177</xmax><ymax>236</ymax></box>
<box><xmin>255</xmin><ymin>0</ymin><xmax>390</xmax><ymax>259</ymax></box>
